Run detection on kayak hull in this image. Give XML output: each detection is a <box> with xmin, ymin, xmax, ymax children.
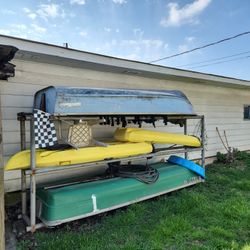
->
<box><xmin>37</xmin><ymin>162</ymin><xmax>202</xmax><ymax>226</ymax></box>
<box><xmin>114</xmin><ymin>128</ymin><xmax>201</xmax><ymax>147</ymax></box>
<box><xmin>5</xmin><ymin>142</ymin><xmax>153</xmax><ymax>171</ymax></box>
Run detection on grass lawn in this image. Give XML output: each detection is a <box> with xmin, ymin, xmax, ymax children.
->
<box><xmin>18</xmin><ymin>152</ymin><xmax>250</xmax><ymax>250</ymax></box>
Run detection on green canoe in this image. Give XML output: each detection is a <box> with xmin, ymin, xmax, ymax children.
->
<box><xmin>37</xmin><ymin>162</ymin><xmax>203</xmax><ymax>226</ymax></box>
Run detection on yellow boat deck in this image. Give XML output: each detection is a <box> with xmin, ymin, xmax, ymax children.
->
<box><xmin>114</xmin><ymin>128</ymin><xmax>201</xmax><ymax>147</ymax></box>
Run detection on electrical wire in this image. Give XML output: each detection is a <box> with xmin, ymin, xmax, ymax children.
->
<box><xmin>176</xmin><ymin>50</ymin><xmax>250</xmax><ymax>68</ymax></box>
<box><xmin>189</xmin><ymin>55</ymin><xmax>250</xmax><ymax>69</ymax></box>
<box><xmin>149</xmin><ymin>31</ymin><xmax>250</xmax><ymax>64</ymax></box>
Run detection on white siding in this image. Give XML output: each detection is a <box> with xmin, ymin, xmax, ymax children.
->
<box><xmin>2</xmin><ymin>59</ymin><xmax>250</xmax><ymax>192</ymax></box>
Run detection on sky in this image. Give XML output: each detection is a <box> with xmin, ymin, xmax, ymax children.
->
<box><xmin>1</xmin><ymin>0</ymin><xmax>250</xmax><ymax>80</ymax></box>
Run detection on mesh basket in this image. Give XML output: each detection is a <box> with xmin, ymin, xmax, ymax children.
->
<box><xmin>67</xmin><ymin>121</ymin><xmax>92</xmax><ymax>148</ymax></box>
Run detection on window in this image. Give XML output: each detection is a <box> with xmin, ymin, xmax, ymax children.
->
<box><xmin>244</xmin><ymin>105</ymin><xmax>250</xmax><ymax>120</ymax></box>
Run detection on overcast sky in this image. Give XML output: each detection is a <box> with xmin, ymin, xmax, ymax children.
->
<box><xmin>1</xmin><ymin>0</ymin><xmax>250</xmax><ymax>80</ymax></box>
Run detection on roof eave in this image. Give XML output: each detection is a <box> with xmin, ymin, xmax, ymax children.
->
<box><xmin>1</xmin><ymin>34</ymin><xmax>250</xmax><ymax>88</ymax></box>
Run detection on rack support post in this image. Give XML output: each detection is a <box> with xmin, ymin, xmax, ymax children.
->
<box><xmin>184</xmin><ymin>119</ymin><xmax>188</xmax><ymax>160</ymax></box>
<box><xmin>30</xmin><ymin>115</ymin><xmax>36</xmax><ymax>233</ymax></box>
<box><xmin>20</xmin><ymin>117</ymin><xmax>27</xmax><ymax>217</ymax></box>
<box><xmin>201</xmin><ymin>115</ymin><xmax>205</xmax><ymax>168</ymax></box>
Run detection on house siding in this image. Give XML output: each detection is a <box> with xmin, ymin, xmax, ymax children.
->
<box><xmin>2</xmin><ymin>59</ymin><xmax>250</xmax><ymax>192</ymax></box>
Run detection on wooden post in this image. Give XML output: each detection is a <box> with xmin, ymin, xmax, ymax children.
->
<box><xmin>0</xmin><ymin>93</ymin><xmax>5</xmax><ymax>249</ymax></box>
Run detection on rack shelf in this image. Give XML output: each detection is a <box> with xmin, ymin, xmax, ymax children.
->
<box><xmin>17</xmin><ymin>113</ymin><xmax>205</xmax><ymax>232</ymax></box>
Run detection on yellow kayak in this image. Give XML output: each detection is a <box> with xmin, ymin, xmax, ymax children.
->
<box><xmin>5</xmin><ymin>142</ymin><xmax>153</xmax><ymax>171</ymax></box>
<box><xmin>114</xmin><ymin>128</ymin><xmax>201</xmax><ymax>147</ymax></box>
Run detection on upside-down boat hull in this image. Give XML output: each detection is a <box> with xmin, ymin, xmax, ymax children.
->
<box><xmin>34</xmin><ymin>86</ymin><xmax>196</xmax><ymax>116</ymax></box>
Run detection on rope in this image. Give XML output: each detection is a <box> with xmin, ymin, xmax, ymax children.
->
<box><xmin>108</xmin><ymin>163</ymin><xmax>159</xmax><ymax>184</ymax></box>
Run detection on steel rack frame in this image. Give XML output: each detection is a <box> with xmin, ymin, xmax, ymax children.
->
<box><xmin>17</xmin><ymin>113</ymin><xmax>205</xmax><ymax>233</ymax></box>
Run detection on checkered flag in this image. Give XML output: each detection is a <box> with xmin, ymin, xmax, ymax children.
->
<box><xmin>34</xmin><ymin>109</ymin><xmax>58</xmax><ymax>149</ymax></box>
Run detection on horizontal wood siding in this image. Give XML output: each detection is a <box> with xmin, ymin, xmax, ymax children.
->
<box><xmin>2</xmin><ymin>59</ymin><xmax>250</xmax><ymax>192</ymax></box>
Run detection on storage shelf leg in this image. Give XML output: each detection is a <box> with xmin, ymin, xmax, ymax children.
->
<box><xmin>30</xmin><ymin>115</ymin><xmax>36</xmax><ymax>233</ymax></box>
<box><xmin>21</xmin><ymin>170</ymin><xmax>27</xmax><ymax>216</ymax></box>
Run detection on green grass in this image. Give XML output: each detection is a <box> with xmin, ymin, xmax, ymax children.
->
<box><xmin>18</xmin><ymin>153</ymin><xmax>250</xmax><ymax>250</ymax></box>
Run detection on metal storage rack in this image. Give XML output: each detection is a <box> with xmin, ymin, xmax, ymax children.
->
<box><xmin>17</xmin><ymin>113</ymin><xmax>205</xmax><ymax>232</ymax></box>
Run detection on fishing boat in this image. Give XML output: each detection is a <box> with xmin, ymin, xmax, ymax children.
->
<box><xmin>34</xmin><ymin>86</ymin><xmax>196</xmax><ymax>116</ymax></box>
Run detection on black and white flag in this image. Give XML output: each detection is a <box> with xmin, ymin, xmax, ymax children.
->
<box><xmin>34</xmin><ymin>109</ymin><xmax>58</xmax><ymax>149</ymax></box>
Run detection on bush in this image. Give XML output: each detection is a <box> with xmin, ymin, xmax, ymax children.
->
<box><xmin>216</xmin><ymin>150</ymin><xmax>250</xmax><ymax>165</ymax></box>
<box><xmin>216</xmin><ymin>152</ymin><xmax>227</xmax><ymax>163</ymax></box>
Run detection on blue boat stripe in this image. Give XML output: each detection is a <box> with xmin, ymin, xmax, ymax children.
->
<box><xmin>168</xmin><ymin>155</ymin><xmax>205</xmax><ymax>179</ymax></box>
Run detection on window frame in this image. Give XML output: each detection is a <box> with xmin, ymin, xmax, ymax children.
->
<box><xmin>243</xmin><ymin>105</ymin><xmax>250</xmax><ymax>120</ymax></box>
